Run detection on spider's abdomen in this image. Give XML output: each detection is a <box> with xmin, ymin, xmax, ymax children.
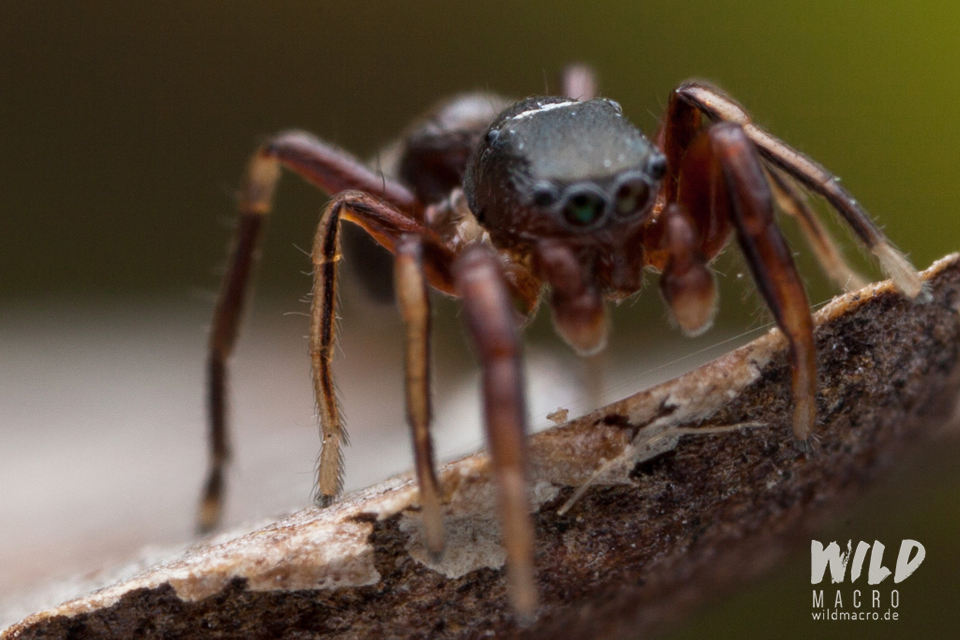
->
<box><xmin>396</xmin><ymin>92</ymin><xmax>512</xmax><ymax>204</ymax></box>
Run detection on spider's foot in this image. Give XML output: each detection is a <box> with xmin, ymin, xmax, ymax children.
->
<box><xmin>793</xmin><ymin>437</ymin><xmax>814</xmax><ymax>454</ymax></box>
<box><xmin>196</xmin><ymin>470</ymin><xmax>224</xmax><ymax>535</ymax></box>
<box><xmin>315</xmin><ymin>493</ymin><xmax>337</xmax><ymax>509</ymax></box>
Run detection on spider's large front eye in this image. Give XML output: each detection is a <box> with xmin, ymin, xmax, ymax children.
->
<box><xmin>563</xmin><ymin>191</ymin><xmax>606</xmax><ymax>227</ymax></box>
<box><xmin>614</xmin><ymin>178</ymin><xmax>651</xmax><ymax>218</ymax></box>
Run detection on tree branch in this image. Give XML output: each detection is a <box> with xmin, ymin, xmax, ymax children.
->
<box><xmin>4</xmin><ymin>254</ymin><xmax>960</xmax><ymax>640</ymax></box>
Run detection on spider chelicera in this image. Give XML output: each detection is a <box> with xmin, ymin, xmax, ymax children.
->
<box><xmin>198</xmin><ymin>65</ymin><xmax>923</xmax><ymax>617</ymax></box>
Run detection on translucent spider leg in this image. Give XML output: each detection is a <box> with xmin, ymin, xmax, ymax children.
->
<box><xmin>311</xmin><ymin>192</ymin><xmax>456</xmax><ymax>505</ymax></box>
<box><xmin>561</xmin><ymin>63</ymin><xmax>598</xmax><ymax>101</ymax></box>
<box><xmin>671</xmin><ymin>82</ymin><xmax>925</xmax><ymax>299</ymax></box>
<box><xmin>200</xmin><ymin>133</ymin><xmax>423</xmax><ymax>532</ymax></box>
<box><xmin>394</xmin><ymin>234</ymin><xmax>444</xmax><ymax>558</ymax></box>
<box><xmin>765</xmin><ymin>166</ymin><xmax>867</xmax><ymax>292</ymax></box>
<box><xmin>454</xmin><ymin>244</ymin><xmax>538</xmax><ymax>620</ymax></box>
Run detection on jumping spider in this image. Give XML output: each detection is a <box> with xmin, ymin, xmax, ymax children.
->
<box><xmin>199</xmin><ymin>66</ymin><xmax>923</xmax><ymax>617</ymax></box>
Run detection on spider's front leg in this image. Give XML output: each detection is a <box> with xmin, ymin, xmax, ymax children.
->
<box><xmin>669</xmin><ymin>82</ymin><xmax>925</xmax><ymax>299</ymax></box>
<box><xmin>454</xmin><ymin>244</ymin><xmax>538</xmax><ymax>620</ymax></box>
<box><xmin>653</xmin><ymin>82</ymin><xmax>926</xmax><ymax>444</ymax></box>
<box><xmin>652</xmin><ymin>122</ymin><xmax>817</xmax><ymax>442</ymax></box>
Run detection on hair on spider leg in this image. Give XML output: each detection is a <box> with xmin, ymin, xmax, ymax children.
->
<box><xmin>189</xmin><ymin>287</ymin><xmax>221</xmax><ymax>305</ymax></box>
<box><xmin>794</xmin><ymin>429</ymin><xmax>825</xmax><ymax>454</ymax></box>
<box><xmin>292</xmin><ymin>242</ymin><xmax>312</xmax><ymax>258</ymax></box>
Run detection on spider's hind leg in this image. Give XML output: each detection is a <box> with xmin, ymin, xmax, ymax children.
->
<box><xmin>561</xmin><ymin>63</ymin><xmax>598</xmax><ymax>101</ymax></box>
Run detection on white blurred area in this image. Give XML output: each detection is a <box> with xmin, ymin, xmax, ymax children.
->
<box><xmin>5</xmin><ymin>288</ymin><xmax>958</xmax><ymax>639</ymax></box>
<box><xmin>0</xmin><ymin>293</ymin><xmax>757</xmax><ymax>604</ymax></box>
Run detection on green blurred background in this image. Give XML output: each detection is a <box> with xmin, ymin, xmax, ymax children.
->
<box><xmin>3</xmin><ymin>1</ymin><xmax>959</xmax><ymax>299</ymax></box>
<box><xmin>1</xmin><ymin>2</ymin><xmax>958</xmax><ymax>638</ymax></box>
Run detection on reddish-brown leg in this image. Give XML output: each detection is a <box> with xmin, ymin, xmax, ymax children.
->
<box><xmin>394</xmin><ymin>234</ymin><xmax>444</xmax><ymax>558</ymax></box>
<box><xmin>454</xmin><ymin>244</ymin><xmax>538</xmax><ymax>620</ymax></box>
<box><xmin>199</xmin><ymin>134</ymin><xmax>426</xmax><ymax>532</ymax></box>
<box><xmin>665</xmin><ymin>86</ymin><xmax>865</xmax><ymax>292</ymax></box>
<box><xmin>663</xmin><ymin>123</ymin><xmax>818</xmax><ymax>442</ymax></box>
<box><xmin>648</xmin><ymin>203</ymin><xmax>719</xmax><ymax>336</ymax></box>
<box><xmin>671</xmin><ymin>82</ymin><xmax>925</xmax><ymax>299</ymax></box>
<box><xmin>533</xmin><ymin>239</ymin><xmax>608</xmax><ymax>356</ymax></box>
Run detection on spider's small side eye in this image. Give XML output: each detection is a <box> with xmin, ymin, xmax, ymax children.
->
<box><xmin>563</xmin><ymin>191</ymin><xmax>606</xmax><ymax>227</ymax></box>
<box><xmin>532</xmin><ymin>184</ymin><xmax>558</xmax><ymax>207</ymax></box>
<box><xmin>485</xmin><ymin>129</ymin><xmax>500</xmax><ymax>145</ymax></box>
<box><xmin>614</xmin><ymin>179</ymin><xmax>651</xmax><ymax>217</ymax></box>
<box><xmin>646</xmin><ymin>152</ymin><xmax>667</xmax><ymax>180</ymax></box>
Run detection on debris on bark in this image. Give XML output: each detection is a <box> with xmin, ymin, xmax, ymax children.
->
<box><xmin>4</xmin><ymin>254</ymin><xmax>960</xmax><ymax>640</ymax></box>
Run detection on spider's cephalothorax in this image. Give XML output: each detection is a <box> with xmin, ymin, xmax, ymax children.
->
<box><xmin>465</xmin><ymin>96</ymin><xmax>669</xmax><ymax>354</ymax></box>
<box><xmin>199</xmin><ymin>66</ymin><xmax>924</xmax><ymax>619</ymax></box>
<box><xmin>466</xmin><ymin>96</ymin><xmax>665</xmax><ymax>241</ymax></box>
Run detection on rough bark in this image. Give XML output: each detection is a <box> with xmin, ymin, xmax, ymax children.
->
<box><xmin>4</xmin><ymin>254</ymin><xmax>960</xmax><ymax>640</ymax></box>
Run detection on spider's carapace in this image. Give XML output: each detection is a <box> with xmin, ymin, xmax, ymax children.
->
<box><xmin>200</xmin><ymin>66</ymin><xmax>923</xmax><ymax>618</ymax></box>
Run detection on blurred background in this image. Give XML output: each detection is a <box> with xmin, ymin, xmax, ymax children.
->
<box><xmin>1</xmin><ymin>1</ymin><xmax>958</xmax><ymax>637</ymax></box>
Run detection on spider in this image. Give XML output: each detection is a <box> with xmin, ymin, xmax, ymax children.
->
<box><xmin>198</xmin><ymin>65</ymin><xmax>923</xmax><ymax>618</ymax></box>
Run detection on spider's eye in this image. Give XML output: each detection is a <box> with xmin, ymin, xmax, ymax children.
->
<box><xmin>646</xmin><ymin>152</ymin><xmax>667</xmax><ymax>181</ymax></box>
<box><xmin>532</xmin><ymin>184</ymin><xmax>558</xmax><ymax>207</ymax></box>
<box><xmin>485</xmin><ymin>128</ymin><xmax>500</xmax><ymax>145</ymax></box>
<box><xmin>614</xmin><ymin>179</ymin><xmax>651</xmax><ymax>218</ymax></box>
<box><xmin>563</xmin><ymin>191</ymin><xmax>606</xmax><ymax>227</ymax></box>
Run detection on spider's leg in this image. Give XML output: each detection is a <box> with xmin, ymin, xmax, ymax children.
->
<box><xmin>198</xmin><ymin>135</ymin><xmax>422</xmax><ymax>532</ymax></box>
<box><xmin>645</xmin><ymin>203</ymin><xmax>719</xmax><ymax>336</ymax></box>
<box><xmin>561</xmin><ymin>63</ymin><xmax>598</xmax><ymax>101</ymax></box>
<box><xmin>533</xmin><ymin>239</ymin><xmax>608</xmax><ymax>355</ymax></box>
<box><xmin>671</xmin><ymin>82</ymin><xmax>925</xmax><ymax>299</ymax></box>
<box><xmin>311</xmin><ymin>192</ymin><xmax>456</xmax><ymax>505</ymax></box>
<box><xmin>765</xmin><ymin>167</ymin><xmax>867</xmax><ymax>292</ymax></box>
<box><xmin>454</xmin><ymin>244</ymin><xmax>537</xmax><ymax>620</ymax></box>
<box><xmin>394</xmin><ymin>234</ymin><xmax>444</xmax><ymax>558</ymax></box>
<box><xmin>200</xmin><ymin>180</ymin><xmax>272</xmax><ymax>532</ymax></box>
<box><xmin>533</xmin><ymin>238</ymin><xmax>610</xmax><ymax>408</ymax></box>
<box><xmin>673</xmin><ymin>123</ymin><xmax>817</xmax><ymax>442</ymax></box>
<box><xmin>262</xmin><ymin>131</ymin><xmax>419</xmax><ymax>213</ymax></box>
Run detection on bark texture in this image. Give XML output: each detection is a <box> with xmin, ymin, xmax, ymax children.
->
<box><xmin>4</xmin><ymin>255</ymin><xmax>960</xmax><ymax>640</ymax></box>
